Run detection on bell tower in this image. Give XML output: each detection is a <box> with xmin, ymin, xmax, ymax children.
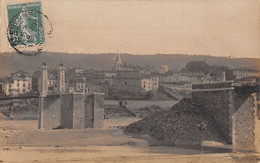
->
<box><xmin>114</xmin><ymin>54</ymin><xmax>123</xmax><ymax>70</ymax></box>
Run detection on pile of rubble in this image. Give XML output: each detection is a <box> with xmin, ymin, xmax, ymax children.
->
<box><xmin>124</xmin><ymin>99</ymin><xmax>226</xmax><ymax>145</ymax></box>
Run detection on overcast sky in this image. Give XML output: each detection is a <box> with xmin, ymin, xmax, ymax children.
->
<box><xmin>1</xmin><ymin>0</ymin><xmax>259</xmax><ymax>58</ymax></box>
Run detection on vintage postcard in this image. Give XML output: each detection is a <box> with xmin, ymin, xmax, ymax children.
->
<box><xmin>0</xmin><ymin>0</ymin><xmax>259</xmax><ymax>162</ymax></box>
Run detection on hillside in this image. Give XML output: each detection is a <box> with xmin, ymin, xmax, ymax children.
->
<box><xmin>0</xmin><ymin>52</ymin><xmax>259</xmax><ymax>77</ymax></box>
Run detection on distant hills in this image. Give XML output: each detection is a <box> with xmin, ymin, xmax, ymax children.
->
<box><xmin>0</xmin><ymin>52</ymin><xmax>259</xmax><ymax>77</ymax></box>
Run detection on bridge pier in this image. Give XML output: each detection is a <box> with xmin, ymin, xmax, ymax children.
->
<box><xmin>38</xmin><ymin>96</ymin><xmax>44</xmax><ymax>129</ymax></box>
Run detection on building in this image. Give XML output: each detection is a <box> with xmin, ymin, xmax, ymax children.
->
<box><xmin>226</xmin><ymin>69</ymin><xmax>260</xmax><ymax>80</ymax></box>
<box><xmin>233</xmin><ymin>77</ymin><xmax>258</xmax><ymax>86</ymax></box>
<box><xmin>160</xmin><ymin>72</ymin><xmax>211</xmax><ymax>85</ymax></box>
<box><xmin>159</xmin><ymin>73</ymin><xmax>180</xmax><ymax>83</ymax></box>
<box><xmin>113</xmin><ymin>71</ymin><xmax>159</xmax><ymax>92</ymax></box>
<box><xmin>84</xmin><ymin>72</ymin><xmax>113</xmax><ymax>86</ymax></box>
<box><xmin>103</xmin><ymin>71</ymin><xmax>117</xmax><ymax>78</ymax></box>
<box><xmin>69</xmin><ymin>78</ymin><xmax>87</xmax><ymax>93</ymax></box>
<box><xmin>141</xmin><ymin>76</ymin><xmax>159</xmax><ymax>91</ymax></box>
<box><xmin>157</xmin><ymin>65</ymin><xmax>169</xmax><ymax>73</ymax></box>
<box><xmin>111</xmin><ymin>55</ymin><xmax>159</xmax><ymax>92</ymax></box>
<box><xmin>113</xmin><ymin>54</ymin><xmax>134</xmax><ymax>71</ymax></box>
<box><xmin>113</xmin><ymin>71</ymin><xmax>142</xmax><ymax>92</ymax></box>
<box><xmin>1</xmin><ymin>71</ymin><xmax>32</xmax><ymax>96</ymax></box>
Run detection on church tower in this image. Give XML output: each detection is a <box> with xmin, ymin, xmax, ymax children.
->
<box><xmin>114</xmin><ymin>54</ymin><xmax>123</xmax><ymax>70</ymax></box>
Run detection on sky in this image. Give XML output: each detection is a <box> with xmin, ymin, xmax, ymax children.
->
<box><xmin>0</xmin><ymin>0</ymin><xmax>259</xmax><ymax>58</ymax></box>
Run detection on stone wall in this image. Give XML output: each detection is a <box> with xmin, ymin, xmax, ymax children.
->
<box><xmin>192</xmin><ymin>82</ymin><xmax>258</xmax><ymax>145</ymax></box>
<box><xmin>232</xmin><ymin>95</ymin><xmax>255</xmax><ymax>145</ymax></box>
<box><xmin>60</xmin><ymin>94</ymin><xmax>73</xmax><ymax>129</ymax></box>
<box><xmin>93</xmin><ymin>93</ymin><xmax>104</xmax><ymax>128</ymax></box>
<box><xmin>42</xmin><ymin>95</ymin><xmax>61</xmax><ymax>129</ymax></box>
<box><xmin>192</xmin><ymin>89</ymin><xmax>234</xmax><ymax>143</ymax></box>
<box><xmin>254</xmin><ymin>93</ymin><xmax>260</xmax><ymax>152</ymax></box>
<box><xmin>85</xmin><ymin>94</ymin><xmax>94</xmax><ymax>128</ymax></box>
<box><xmin>39</xmin><ymin>93</ymin><xmax>104</xmax><ymax>130</ymax></box>
<box><xmin>85</xmin><ymin>93</ymin><xmax>104</xmax><ymax>128</ymax></box>
<box><xmin>72</xmin><ymin>94</ymin><xmax>85</xmax><ymax>129</ymax></box>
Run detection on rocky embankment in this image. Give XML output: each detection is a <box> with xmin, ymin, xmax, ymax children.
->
<box><xmin>124</xmin><ymin>99</ymin><xmax>227</xmax><ymax>145</ymax></box>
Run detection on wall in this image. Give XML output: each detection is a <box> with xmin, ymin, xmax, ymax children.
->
<box><xmin>192</xmin><ymin>89</ymin><xmax>234</xmax><ymax>143</ymax></box>
<box><xmin>72</xmin><ymin>94</ymin><xmax>85</xmax><ymax>129</ymax></box>
<box><xmin>113</xmin><ymin>78</ymin><xmax>142</xmax><ymax>91</ymax></box>
<box><xmin>255</xmin><ymin>93</ymin><xmax>260</xmax><ymax>152</ymax></box>
<box><xmin>60</xmin><ymin>94</ymin><xmax>73</xmax><ymax>129</ymax></box>
<box><xmin>192</xmin><ymin>82</ymin><xmax>259</xmax><ymax>145</ymax></box>
<box><xmin>231</xmin><ymin>88</ymin><xmax>259</xmax><ymax>146</ymax></box>
<box><xmin>42</xmin><ymin>95</ymin><xmax>61</xmax><ymax>129</ymax></box>
<box><xmin>85</xmin><ymin>94</ymin><xmax>94</xmax><ymax>128</ymax></box>
<box><xmin>232</xmin><ymin>95</ymin><xmax>255</xmax><ymax>144</ymax></box>
<box><xmin>93</xmin><ymin>93</ymin><xmax>104</xmax><ymax>128</ymax></box>
<box><xmin>39</xmin><ymin>93</ymin><xmax>104</xmax><ymax>129</ymax></box>
<box><xmin>85</xmin><ymin>93</ymin><xmax>105</xmax><ymax>128</ymax></box>
<box><xmin>104</xmin><ymin>100</ymin><xmax>178</xmax><ymax>112</ymax></box>
<box><xmin>10</xmin><ymin>110</ymin><xmax>38</xmax><ymax>120</ymax></box>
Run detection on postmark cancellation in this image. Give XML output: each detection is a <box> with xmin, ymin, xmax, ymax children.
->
<box><xmin>4</xmin><ymin>1</ymin><xmax>52</xmax><ymax>55</ymax></box>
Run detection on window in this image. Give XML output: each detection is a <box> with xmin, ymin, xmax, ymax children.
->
<box><xmin>23</xmin><ymin>84</ymin><xmax>26</xmax><ymax>87</ymax></box>
<box><xmin>22</xmin><ymin>89</ymin><xmax>25</xmax><ymax>93</ymax></box>
<box><xmin>125</xmin><ymin>82</ymin><xmax>127</xmax><ymax>85</ymax></box>
<box><xmin>17</xmin><ymin>83</ymin><xmax>19</xmax><ymax>87</ymax></box>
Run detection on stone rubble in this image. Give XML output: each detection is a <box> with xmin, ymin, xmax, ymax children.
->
<box><xmin>124</xmin><ymin>99</ymin><xmax>227</xmax><ymax>145</ymax></box>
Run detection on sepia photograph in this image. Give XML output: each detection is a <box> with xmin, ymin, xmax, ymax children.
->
<box><xmin>0</xmin><ymin>0</ymin><xmax>259</xmax><ymax>162</ymax></box>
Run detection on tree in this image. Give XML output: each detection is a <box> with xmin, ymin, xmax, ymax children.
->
<box><xmin>182</xmin><ymin>61</ymin><xmax>210</xmax><ymax>73</ymax></box>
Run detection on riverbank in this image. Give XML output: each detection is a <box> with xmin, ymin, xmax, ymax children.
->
<box><xmin>0</xmin><ymin>118</ymin><xmax>259</xmax><ymax>162</ymax></box>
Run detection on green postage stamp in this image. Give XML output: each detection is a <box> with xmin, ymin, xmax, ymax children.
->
<box><xmin>6</xmin><ymin>2</ymin><xmax>45</xmax><ymax>48</ymax></box>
